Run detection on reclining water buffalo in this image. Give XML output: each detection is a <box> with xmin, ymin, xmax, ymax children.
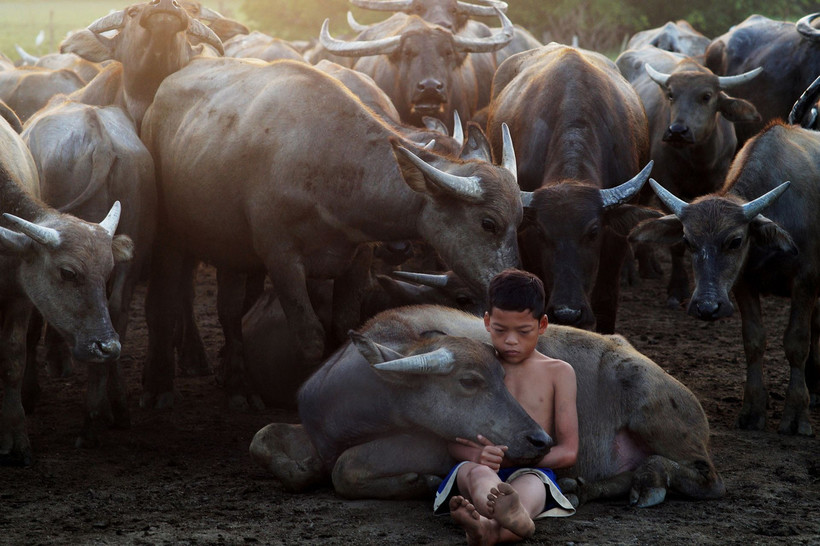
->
<box><xmin>630</xmin><ymin>120</ymin><xmax>820</xmax><ymax>436</ymax></box>
<box><xmin>0</xmin><ymin>116</ymin><xmax>133</xmax><ymax>465</ymax></box>
<box><xmin>615</xmin><ymin>45</ymin><xmax>761</xmax><ymax>306</ymax></box>
<box><xmin>485</xmin><ymin>43</ymin><xmax>659</xmax><ymax>334</ymax></box>
<box><xmin>140</xmin><ymin>58</ymin><xmax>522</xmax><ymax>408</ymax></box>
<box><xmin>249</xmin><ymin>305</ymin><xmax>725</xmax><ymax>507</ymax></box>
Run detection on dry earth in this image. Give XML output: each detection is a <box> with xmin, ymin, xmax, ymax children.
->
<box><xmin>3</xmin><ymin>262</ymin><xmax>820</xmax><ymax>545</ymax></box>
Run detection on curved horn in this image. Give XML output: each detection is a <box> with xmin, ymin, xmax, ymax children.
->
<box><xmin>600</xmin><ymin>161</ymin><xmax>653</xmax><ymax>209</ymax></box>
<box><xmin>99</xmin><ymin>201</ymin><xmax>122</xmax><ymax>237</ymax></box>
<box><xmin>395</xmin><ymin>146</ymin><xmax>483</xmax><ymax>199</ymax></box>
<box><xmin>373</xmin><ymin>347</ymin><xmax>455</xmax><ymax>374</ymax></box>
<box><xmin>741</xmin><ymin>181</ymin><xmax>790</xmax><ymax>221</ymax></box>
<box><xmin>789</xmin><ymin>74</ymin><xmax>820</xmax><ymax>125</ymax></box>
<box><xmin>3</xmin><ymin>214</ymin><xmax>61</xmax><ymax>248</ymax></box>
<box><xmin>14</xmin><ymin>44</ymin><xmax>39</xmax><ymax>65</ymax></box>
<box><xmin>349</xmin><ymin>0</ymin><xmax>413</xmax><ymax>12</ymax></box>
<box><xmin>453</xmin><ymin>7</ymin><xmax>514</xmax><ymax>53</ymax></box>
<box><xmin>320</xmin><ymin>18</ymin><xmax>401</xmax><ymax>57</ymax></box>
<box><xmin>645</xmin><ymin>63</ymin><xmax>671</xmax><ymax>87</ymax></box>
<box><xmin>797</xmin><ymin>13</ymin><xmax>820</xmax><ymax>42</ymax></box>
<box><xmin>452</xmin><ymin>111</ymin><xmax>464</xmax><ymax>147</ymax></box>
<box><xmin>88</xmin><ymin>10</ymin><xmax>126</xmax><ymax>34</ymax></box>
<box><xmin>456</xmin><ymin>0</ymin><xmax>507</xmax><ymax>17</ymax></box>
<box><xmin>391</xmin><ymin>270</ymin><xmax>449</xmax><ymax>287</ymax></box>
<box><xmin>423</xmin><ymin>139</ymin><xmax>436</xmax><ymax>150</ymax></box>
<box><xmin>347</xmin><ymin>11</ymin><xmax>373</xmax><ymax>33</ymax></box>
<box><xmin>717</xmin><ymin>67</ymin><xmax>762</xmax><ymax>89</ymax></box>
<box><xmin>521</xmin><ymin>191</ymin><xmax>534</xmax><ymax>208</ymax></box>
<box><xmin>648</xmin><ymin>178</ymin><xmax>688</xmax><ymax>217</ymax></box>
<box><xmin>501</xmin><ymin>123</ymin><xmax>517</xmax><ymax>179</ymax></box>
<box><xmin>187</xmin><ymin>17</ymin><xmax>224</xmax><ymax>55</ymax></box>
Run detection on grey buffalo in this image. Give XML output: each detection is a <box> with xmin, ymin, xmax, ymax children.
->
<box><xmin>631</xmin><ymin>121</ymin><xmax>820</xmax><ymax>436</ymax></box>
<box><xmin>249</xmin><ymin>305</ymin><xmax>725</xmax><ymax>507</ymax></box>
<box><xmin>626</xmin><ymin>20</ymin><xmax>711</xmax><ymax>57</ymax></box>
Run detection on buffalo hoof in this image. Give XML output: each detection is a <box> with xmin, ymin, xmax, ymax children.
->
<box><xmin>630</xmin><ymin>486</ymin><xmax>667</xmax><ymax>508</ymax></box>
<box><xmin>777</xmin><ymin>411</ymin><xmax>814</xmax><ymax>437</ymax></box>
<box><xmin>21</xmin><ymin>383</ymin><xmax>40</xmax><ymax>416</ymax></box>
<box><xmin>0</xmin><ymin>449</ymin><xmax>33</xmax><ymax>467</ymax></box>
<box><xmin>249</xmin><ymin>423</ymin><xmax>324</xmax><ymax>491</ymax></box>
<box><xmin>227</xmin><ymin>393</ymin><xmax>265</xmax><ymax>412</ymax></box>
<box><xmin>736</xmin><ymin>409</ymin><xmax>766</xmax><ymax>431</ymax></box>
<box><xmin>557</xmin><ymin>477</ymin><xmax>588</xmax><ymax>507</ymax></box>
<box><xmin>139</xmin><ymin>391</ymin><xmax>175</xmax><ymax>410</ymax></box>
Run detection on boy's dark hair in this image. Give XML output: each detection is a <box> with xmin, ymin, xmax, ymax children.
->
<box><xmin>487</xmin><ymin>269</ymin><xmax>546</xmax><ymax>319</ymax></box>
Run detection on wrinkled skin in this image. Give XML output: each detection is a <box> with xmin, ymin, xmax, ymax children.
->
<box><xmin>140</xmin><ymin>59</ymin><xmax>522</xmax><ymax>409</ymax></box>
<box><xmin>631</xmin><ymin>122</ymin><xmax>820</xmax><ymax>436</ymax></box>
<box><xmin>250</xmin><ymin>305</ymin><xmax>724</xmax><ymax>506</ymax></box>
<box><xmin>487</xmin><ymin>44</ymin><xmax>658</xmax><ymax>333</ymax></box>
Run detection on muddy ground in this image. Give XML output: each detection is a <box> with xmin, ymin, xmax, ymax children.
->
<box><xmin>3</xmin><ymin>262</ymin><xmax>820</xmax><ymax>545</ymax></box>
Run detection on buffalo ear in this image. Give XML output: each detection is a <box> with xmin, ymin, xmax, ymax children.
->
<box><xmin>459</xmin><ymin>122</ymin><xmax>492</xmax><ymax>162</ymax></box>
<box><xmin>750</xmin><ymin>214</ymin><xmax>798</xmax><ymax>255</ymax></box>
<box><xmin>718</xmin><ymin>93</ymin><xmax>761</xmax><ymax>123</ymax></box>
<box><xmin>112</xmin><ymin>234</ymin><xmax>134</xmax><ymax>263</ymax></box>
<box><xmin>606</xmin><ymin>205</ymin><xmax>664</xmax><ymax>237</ymax></box>
<box><xmin>629</xmin><ymin>214</ymin><xmax>684</xmax><ymax>245</ymax></box>
<box><xmin>60</xmin><ymin>29</ymin><xmax>116</xmax><ymax>63</ymax></box>
<box><xmin>349</xmin><ymin>331</ymin><xmax>405</xmax><ymax>364</ymax></box>
<box><xmin>0</xmin><ymin>226</ymin><xmax>31</xmax><ymax>254</ymax></box>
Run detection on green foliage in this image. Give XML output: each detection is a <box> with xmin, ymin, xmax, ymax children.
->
<box><xmin>241</xmin><ymin>0</ymin><xmax>387</xmax><ymax>41</ymax></box>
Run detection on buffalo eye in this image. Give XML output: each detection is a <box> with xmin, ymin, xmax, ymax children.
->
<box><xmin>459</xmin><ymin>374</ymin><xmax>484</xmax><ymax>391</ymax></box>
<box><xmin>455</xmin><ymin>295</ymin><xmax>473</xmax><ymax>307</ymax></box>
<box><xmin>726</xmin><ymin>236</ymin><xmax>743</xmax><ymax>250</ymax></box>
<box><xmin>702</xmin><ymin>92</ymin><xmax>713</xmax><ymax>103</ymax></box>
<box><xmin>667</xmin><ymin>92</ymin><xmax>675</xmax><ymax>102</ymax></box>
<box><xmin>60</xmin><ymin>268</ymin><xmax>77</xmax><ymax>282</ymax></box>
<box><xmin>481</xmin><ymin>218</ymin><xmax>498</xmax><ymax>234</ymax></box>
<box><xmin>586</xmin><ymin>225</ymin><xmax>599</xmax><ymax>241</ymax></box>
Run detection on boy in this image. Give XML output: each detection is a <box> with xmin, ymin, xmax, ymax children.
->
<box><xmin>433</xmin><ymin>269</ymin><xmax>579</xmax><ymax>545</ymax></box>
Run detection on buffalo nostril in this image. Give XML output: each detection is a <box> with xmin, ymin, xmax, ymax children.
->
<box><xmin>527</xmin><ymin>431</ymin><xmax>552</xmax><ymax>451</ymax></box>
<box><xmin>552</xmin><ymin>307</ymin><xmax>582</xmax><ymax>324</ymax></box>
<box><xmin>96</xmin><ymin>339</ymin><xmax>121</xmax><ymax>359</ymax></box>
<box><xmin>668</xmin><ymin>123</ymin><xmax>689</xmax><ymax>135</ymax></box>
<box><xmin>696</xmin><ymin>300</ymin><xmax>719</xmax><ymax>318</ymax></box>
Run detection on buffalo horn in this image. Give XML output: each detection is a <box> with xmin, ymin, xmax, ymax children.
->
<box><xmin>457</xmin><ymin>0</ymin><xmax>508</xmax><ymax>17</ymax></box>
<box><xmin>453</xmin><ymin>7</ymin><xmax>514</xmax><ymax>53</ymax></box>
<box><xmin>423</xmin><ymin>139</ymin><xmax>436</xmax><ymax>150</ymax></box>
<box><xmin>187</xmin><ymin>17</ymin><xmax>225</xmax><ymax>55</ymax></box>
<box><xmin>373</xmin><ymin>347</ymin><xmax>456</xmax><ymax>374</ymax></box>
<box><xmin>452</xmin><ymin>111</ymin><xmax>464</xmax><ymax>147</ymax></box>
<box><xmin>644</xmin><ymin>64</ymin><xmax>670</xmax><ymax>87</ymax></box>
<box><xmin>3</xmin><ymin>214</ymin><xmax>61</xmax><ymax>248</ymax></box>
<box><xmin>391</xmin><ymin>270</ymin><xmax>449</xmax><ymax>287</ymax></box>
<box><xmin>520</xmin><ymin>191</ymin><xmax>534</xmax><ymax>207</ymax></box>
<box><xmin>741</xmin><ymin>181</ymin><xmax>790</xmax><ymax>221</ymax></box>
<box><xmin>14</xmin><ymin>45</ymin><xmax>39</xmax><ymax>65</ymax></box>
<box><xmin>716</xmin><ymin>67</ymin><xmax>762</xmax><ymax>89</ymax></box>
<box><xmin>501</xmin><ymin>123</ymin><xmax>517</xmax><ymax>179</ymax></box>
<box><xmin>600</xmin><ymin>160</ymin><xmax>654</xmax><ymax>209</ymax></box>
<box><xmin>99</xmin><ymin>201</ymin><xmax>122</xmax><ymax>237</ymax></box>
<box><xmin>88</xmin><ymin>10</ymin><xmax>126</xmax><ymax>33</ymax></box>
<box><xmin>789</xmin><ymin>74</ymin><xmax>820</xmax><ymax>125</ymax></box>
<box><xmin>396</xmin><ymin>146</ymin><xmax>484</xmax><ymax>199</ymax></box>
<box><xmin>648</xmin><ymin>178</ymin><xmax>688</xmax><ymax>217</ymax></box>
<box><xmin>797</xmin><ymin>13</ymin><xmax>820</xmax><ymax>42</ymax></box>
<box><xmin>320</xmin><ymin>18</ymin><xmax>401</xmax><ymax>57</ymax></box>
<box><xmin>195</xmin><ymin>4</ymin><xmax>226</xmax><ymax>22</ymax></box>
<box><xmin>346</xmin><ymin>11</ymin><xmax>372</xmax><ymax>33</ymax></box>
<box><xmin>349</xmin><ymin>0</ymin><xmax>414</xmax><ymax>12</ymax></box>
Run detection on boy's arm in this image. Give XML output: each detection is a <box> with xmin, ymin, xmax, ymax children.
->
<box><xmin>447</xmin><ymin>435</ymin><xmax>508</xmax><ymax>471</ymax></box>
<box><xmin>535</xmin><ymin>362</ymin><xmax>579</xmax><ymax>469</ymax></box>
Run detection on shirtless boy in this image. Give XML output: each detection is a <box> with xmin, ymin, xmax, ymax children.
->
<box><xmin>433</xmin><ymin>269</ymin><xmax>579</xmax><ymax>545</ymax></box>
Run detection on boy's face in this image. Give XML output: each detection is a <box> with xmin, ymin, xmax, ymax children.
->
<box><xmin>484</xmin><ymin>307</ymin><xmax>548</xmax><ymax>365</ymax></box>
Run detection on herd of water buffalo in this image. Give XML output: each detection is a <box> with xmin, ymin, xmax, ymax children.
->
<box><xmin>1</xmin><ymin>0</ymin><xmax>820</xmax><ymax>513</ymax></box>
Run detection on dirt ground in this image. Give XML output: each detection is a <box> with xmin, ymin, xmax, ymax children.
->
<box><xmin>3</xmin><ymin>262</ymin><xmax>820</xmax><ymax>546</ymax></box>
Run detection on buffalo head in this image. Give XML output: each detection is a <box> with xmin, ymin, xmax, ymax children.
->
<box><xmin>630</xmin><ymin>179</ymin><xmax>795</xmax><ymax>320</ymax></box>
<box><xmin>348</xmin><ymin>0</ymin><xmax>507</xmax><ymax>32</ymax></box>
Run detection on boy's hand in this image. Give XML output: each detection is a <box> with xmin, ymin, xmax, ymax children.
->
<box><xmin>455</xmin><ymin>434</ymin><xmax>508</xmax><ymax>471</ymax></box>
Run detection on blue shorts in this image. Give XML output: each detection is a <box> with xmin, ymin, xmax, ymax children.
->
<box><xmin>433</xmin><ymin>461</ymin><xmax>575</xmax><ymax>518</ymax></box>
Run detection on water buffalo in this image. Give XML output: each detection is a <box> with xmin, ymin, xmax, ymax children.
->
<box><xmin>14</xmin><ymin>46</ymin><xmax>101</xmax><ymax>84</ymax></box>
<box><xmin>0</xmin><ymin>117</ymin><xmax>133</xmax><ymax>465</ymax></box>
<box><xmin>223</xmin><ymin>31</ymin><xmax>306</xmax><ymax>62</ymax></box>
<box><xmin>140</xmin><ymin>58</ymin><xmax>522</xmax><ymax>408</ymax></box>
<box><xmin>319</xmin><ymin>8</ymin><xmax>513</xmax><ymax>131</ymax></box>
<box><xmin>60</xmin><ymin>0</ymin><xmax>223</xmax><ymax>131</ymax></box>
<box><xmin>704</xmin><ymin>12</ymin><xmax>820</xmax><ymax>146</ymax></box>
<box><xmin>486</xmin><ymin>43</ymin><xmax>658</xmax><ymax>334</ymax></box>
<box><xmin>249</xmin><ymin>305</ymin><xmax>725</xmax><ymax>506</ymax></box>
<box><xmin>0</xmin><ymin>66</ymin><xmax>85</xmax><ymax>123</ymax></box>
<box><xmin>179</xmin><ymin>0</ymin><xmax>249</xmax><ymax>42</ymax></box>
<box><xmin>626</xmin><ymin>20</ymin><xmax>711</xmax><ymax>57</ymax></box>
<box><xmin>630</xmin><ymin>121</ymin><xmax>820</xmax><ymax>436</ymax></box>
<box><xmin>616</xmin><ymin>46</ymin><xmax>761</xmax><ymax>305</ymax></box>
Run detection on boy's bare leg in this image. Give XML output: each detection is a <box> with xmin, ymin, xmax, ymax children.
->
<box><xmin>487</xmin><ymin>477</ymin><xmax>545</xmax><ymax>539</ymax></box>
<box><xmin>450</xmin><ymin>496</ymin><xmax>492</xmax><ymax>546</ymax></box>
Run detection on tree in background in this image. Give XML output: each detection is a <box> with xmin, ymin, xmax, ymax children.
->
<box><xmin>241</xmin><ymin>0</ymin><xmax>820</xmax><ymax>52</ymax></box>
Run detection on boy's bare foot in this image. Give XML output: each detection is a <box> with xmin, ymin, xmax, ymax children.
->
<box><xmin>486</xmin><ymin>482</ymin><xmax>536</xmax><ymax>538</ymax></box>
<box><xmin>450</xmin><ymin>496</ymin><xmax>491</xmax><ymax>546</ymax></box>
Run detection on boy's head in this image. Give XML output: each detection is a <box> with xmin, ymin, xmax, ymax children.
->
<box><xmin>484</xmin><ymin>269</ymin><xmax>548</xmax><ymax>364</ymax></box>
<box><xmin>486</xmin><ymin>268</ymin><xmax>546</xmax><ymax>319</ymax></box>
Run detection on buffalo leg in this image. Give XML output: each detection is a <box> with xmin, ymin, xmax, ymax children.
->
<box><xmin>176</xmin><ymin>257</ymin><xmax>210</xmax><ymax>377</ymax></box>
<box><xmin>249</xmin><ymin>423</ymin><xmax>325</xmax><ymax>491</ymax></box>
<box><xmin>43</xmin><ymin>324</ymin><xmax>72</xmax><ymax>378</ymax></box>
<box><xmin>265</xmin><ymin>258</ymin><xmax>325</xmax><ymax>367</ymax></box>
<box><xmin>331</xmin><ymin>244</ymin><xmax>372</xmax><ymax>344</ymax></box>
<box><xmin>592</xmin><ymin>230</ymin><xmax>629</xmax><ymax>334</ymax></box>
<box><xmin>779</xmin><ymin>278</ymin><xmax>816</xmax><ymax>436</ymax></box>
<box><xmin>22</xmin><ymin>311</ymin><xmax>43</xmax><ymax>415</ymax></box>
<box><xmin>634</xmin><ymin>242</ymin><xmax>662</xmax><ymax>279</ymax></box>
<box><xmin>807</xmin><ymin>304</ymin><xmax>820</xmax><ymax>407</ymax></box>
<box><xmin>0</xmin><ymin>300</ymin><xmax>33</xmax><ymax>466</ymax></box>
<box><xmin>665</xmin><ymin>241</ymin><xmax>690</xmax><ymax>309</ymax></box>
<box><xmin>733</xmin><ymin>282</ymin><xmax>768</xmax><ymax>431</ymax></box>
<box><xmin>331</xmin><ymin>433</ymin><xmax>453</xmax><ymax>499</ymax></box>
